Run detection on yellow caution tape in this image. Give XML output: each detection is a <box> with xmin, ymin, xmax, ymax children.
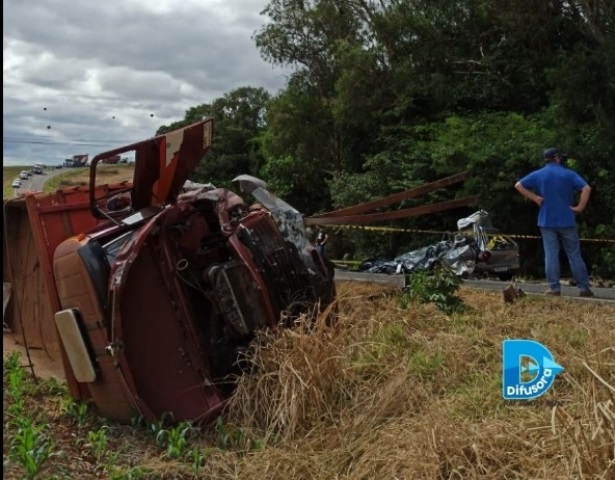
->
<box><xmin>326</xmin><ymin>224</ymin><xmax>615</xmax><ymax>244</ymax></box>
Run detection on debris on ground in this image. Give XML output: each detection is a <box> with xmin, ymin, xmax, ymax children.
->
<box><xmin>502</xmin><ymin>283</ymin><xmax>526</xmax><ymax>303</ymax></box>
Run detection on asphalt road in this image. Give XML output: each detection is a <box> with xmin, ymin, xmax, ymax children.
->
<box><xmin>334</xmin><ymin>269</ymin><xmax>615</xmax><ymax>304</ymax></box>
<box><xmin>13</xmin><ymin>167</ymin><xmax>67</xmax><ymax>197</ymax></box>
<box><xmin>462</xmin><ymin>278</ymin><xmax>615</xmax><ymax>303</ymax></box>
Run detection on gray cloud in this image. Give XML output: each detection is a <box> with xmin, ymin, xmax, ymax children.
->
<box><xmin>3</xmin><ymin>0</ymin><xmax>288</xmax><ymax>165</ymax></box>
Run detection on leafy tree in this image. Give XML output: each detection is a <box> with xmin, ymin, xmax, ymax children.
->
<box><xmin>156</xmin><ymin>87</ymin><xmax>270</xmax><ymax>188</ymax></box>
<box><xmin>153</xmin><ymin>1</ymin><xmax>615</xmax><ymax>277</ymax></box>
<box><xmin>254</xmin><ymin>0</ymin><xmax>614</xmax><ymax>276</ymax></box>
<box><xmin>255</xmin><ymin>0</ymin><xmax>392</xmax><ymax>214</ymax></box>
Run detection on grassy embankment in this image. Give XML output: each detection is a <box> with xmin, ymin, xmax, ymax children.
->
<box><xmin>3</xmin><ymin>283</ymin><xmax>614</xmax><ymax>479</ymax></box>
<box><xmin>3</xmin><ymin>165</ymin><xmax>135</xmax><ymax>200</ymax></box>
<box><xmin>2</xmin><ymin>166</ymin><xmax>29</xmax><ymax>199</ymax></box>
<box><xmin>43</xmin><ymin>164</ymin><xmax>135</xmax><ymax>193</ymax></box>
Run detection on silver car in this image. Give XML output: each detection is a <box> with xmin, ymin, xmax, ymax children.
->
<box><xmin>458</xmin><ymin>211</ymin><xmax>520</xmax><ymax>281</ymax></box>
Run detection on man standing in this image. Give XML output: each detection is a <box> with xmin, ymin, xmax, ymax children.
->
<box><xmin>315</xmin><ymin>226</ymin><xmax>329</xmax><ymax>256</ymax></box>
<box><xmin>514</xmin><ymin>148</ymin><xmax>593</xmax><ymax>297</ymax></box>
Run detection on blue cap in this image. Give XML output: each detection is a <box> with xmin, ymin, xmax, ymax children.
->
<box><xmin>544</xmin><ymin>147</ymin><xmax>564</xmax><ymax>159</ymax></box>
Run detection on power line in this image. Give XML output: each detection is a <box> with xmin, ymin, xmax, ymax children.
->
<box><xmin>3</xmin><ymin>137</ymin><xmax>124</xmax><ymax>147</ymax></box>
<box><xmin>3</xmin><ymin>131</ymin><xmax>156</xmax><ymax>145</ymax></box>
<box><xmin>3</xmin><ymin>132</ymin><xmax>154</xmax><ymax>147</ymax></box>
<box><xmin>3</xmin><ymin>81</ymin><xmax>201</xmax><ymax>105</ymax></box>
<box><xmin>3</xmin><ymin>135</ymin><xmax>134</xmax><ymax>144</ymax></box>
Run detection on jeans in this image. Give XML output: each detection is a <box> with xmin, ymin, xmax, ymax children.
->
<box><xmin>540</xmin><ymin>227</ymin><xmax>590</xmax><ymax>291</ymax></box>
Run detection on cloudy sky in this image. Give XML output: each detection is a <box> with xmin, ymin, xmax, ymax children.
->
<box><xmin>3</xmin><ymin>0</ymin><xmax>288</xmax><ymax>166</ymax></box>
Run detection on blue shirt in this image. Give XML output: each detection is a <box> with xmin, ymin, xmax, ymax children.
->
<box><xmin>519</xmin><ymin>163</ymin><xmax>587</xmax><ymax>228</ymax></box>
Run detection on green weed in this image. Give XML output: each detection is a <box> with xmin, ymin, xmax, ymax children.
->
<box><xmin>155</xmin><ymin>420</ymin><xmax>196</xmax><ymax>459</ymax></box>
<box><xmin>3</xmin><ymin>351</ymin><xmax>22</xmax><ymax>373</ymax></box>
<box><xmin>214</xmin><ymin>415</ymin><xmax>262</xmax><ymax>452</ymax></box>
<box><xmin>87</xmin><ymin>426</ymin><xmax>110</xmax><ymax>463</ymax></box>
<box><xmin>401</xmin><ymin>265</ymin><xmax>464</xmax><ymax>314</ymax></box>
<box><xmin>63</xmin><ymin>397</ymin><xmax>91</xmax><ymax>427</ymax></box>
<box><xmin>37</xmin><ymin>376</ymin><xmax>67</xmax><ymax>396</ymax></box>
<box><xmin>408</xmin><ymin>348</ymin><xmax>445</xmax><ymax>381</ymax></box>
<box><xmin>188</xmin><ymin>445</ymin><xmax>213</xmax><ymax>476</ymax></box>
<box><xmin>10</xmin><ymin>417</ymin><xmax>55</xmax><ymax>479</ymax></box>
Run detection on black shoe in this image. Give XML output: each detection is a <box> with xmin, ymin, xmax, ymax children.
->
<box><xmin>579</xmin><ymin>289</ymin><xmax>594</xmax><ymax>298</ymax></box>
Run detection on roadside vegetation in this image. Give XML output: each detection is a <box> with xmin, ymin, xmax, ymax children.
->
<box><xmin>3</xmin><ymin>282</ymin><xmax>614</xmax><ymax>479</ymax></box>
<box><xmin>43</xmin><ymin>165</ymin><xmax>134</xmax><ymax>193</ymax></box>
<box><xmin>3</xmin><ymin>165</ymin><xmax>135</xmax><ymax>200</ymax></box>
<box><xmin>3</xmin><ymin>166</ymin><xmax>29</xmax><ymax>199</ymax></box>
<box><xmin>5</xmin><ymin>3</ymin><xmax>615</xmax><ymax>276</ymax></box>
<box><xmin>155</xmin><ymin>1</ymin><xmax>615</xmax><ymax>278</ymax></box>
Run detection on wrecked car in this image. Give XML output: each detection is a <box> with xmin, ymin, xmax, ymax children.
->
<box><xmin>46</xmin><ymin>118</ymin><xmax>335</xmax><ymax>425</ymax></box>
<box><xmin>458</xmin><ymin>210</ymin><xmax>520</xmax><ymax>280</ymax></box>
<box><xmin>360</xmin><ymin>210</ymin><xmax>519</xmax><ymax>280</ymax></box>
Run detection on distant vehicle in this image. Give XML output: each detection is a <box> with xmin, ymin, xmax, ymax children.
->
<box><xmin>56</xmin><ymin>164</ymin><xmax>63</xmax><ymax>169</ymax></box>
<box><xmin>64</xmin><ymin>154</ymin><xmax>88</xmax><ymax>168</ymax></box>
<box><xmin>11</xmin><ymin>179</ymin><xmax>21</xmax><ymax>188</ymax></box>
<box><xmin>101</xmin><ymin>154</ymin><xmax>121</xmax><ymax>164</ymax></box>
<box><xmin>32</xmin><ymin>166</ymin><xmax>44</xmax><ymax>174</ymax></box>
<box><xmin>27</xmin><ymin>170</ymin><xmax>33</xmax><ymax>176</ymax></box>
<box><xmin>19</xmin><ymin>171</ymin><xmax>29</xmax><ymax>180</ymax></box>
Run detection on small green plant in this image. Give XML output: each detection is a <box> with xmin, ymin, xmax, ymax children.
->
<box><xmin>10</xmin><ymin>417</ymin><xmax>55</xmax><ymax>479</ymax></box>
<box><xmin>87</xmin><ymin>426</ymin><xmax>109</xmax><ymax>463</ymax></box>
<box><xmin>408</xmin><ymin>348</ymin><xmax>445</xmax><ymax>381</ymax></box>
<box><xmin>214</xmin><ymin>415</ymin><xmax>262</xmax><ymax>452</ymax></box>
<box><xmin>37</xmin><ymin>376</ymin><xmax>67</xmax><ymax>396</ymax></box>
<box><xmin>130</xmin><ymin>414</ymin><xmax>147</xmax><ymax>429</ymax></box>
<box><xmin>250</xmin><ymin>438</ymin><xmax>264</xmax><ymax>451</ymax></box>
<box><xmin>5</xmin><ymin>354</ymin><xmax>27</xmax><ymax>419</ymax></box>
<box><xmin>7</xmin><ymin>370</ymin><xmax>26</xmax><ymax>415</ymax></box>
<box><xmin>401</xmin><ymin>264</ymin><xmax>464</xmax><ymax>314</ymax></box>
<box><xmin>63</xmin><ymin>398</ymin><xmax>91</xmax><ymax>427</ymax></box>
<box><xmin>215</xmin><ymin>415</ymin><xmax>231</xmax><ymax>450</ymax></box>
<box><xmin>3</xmin><ymin>351</ymin><xmax>22</xmax><ymax>373</ymax></box>
<box><xmin>155</xmin><ymin>421</ymin><xmax>196</xmax><ymax>459</ymax></box>
<box><xmin>188</xmin><ymin>445</ymin><xmax>211</xmax><ymax>476</ymax></box>
<box><xmin>149</xmin><ymin>411</ymin><xmax>175</xmax><ymax>435</ymax></box>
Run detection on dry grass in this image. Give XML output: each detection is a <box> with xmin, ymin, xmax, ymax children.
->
<box><xmin>216</xmin><ymin>284</ymin><xmax>615</xmax><ymax>480</ymax></box>
<box><xmin>3</xmin><ymin>283</ymin><xmax>614</xmax><ymax>479</ymax></box>
<box><xmin>43</xmin><ymin>164</ymin><xmax>134</xmax><ymax>192</ymax></box>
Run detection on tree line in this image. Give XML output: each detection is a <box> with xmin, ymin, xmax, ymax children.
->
<box><xmin>157</xmin><ymin>0</ymin><xmax>615</xmax><ymax>278</ymax></box>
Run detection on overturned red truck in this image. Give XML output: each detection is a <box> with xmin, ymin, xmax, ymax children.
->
<box><xmin>6</xmin><ymin>118</ymin><xmax>482</xmax><ymax>426</ymax></box>
<box><xmin>28</xmin><ymin>118</ymin><xmax>335</xmax><ymax>424</ymax></box>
